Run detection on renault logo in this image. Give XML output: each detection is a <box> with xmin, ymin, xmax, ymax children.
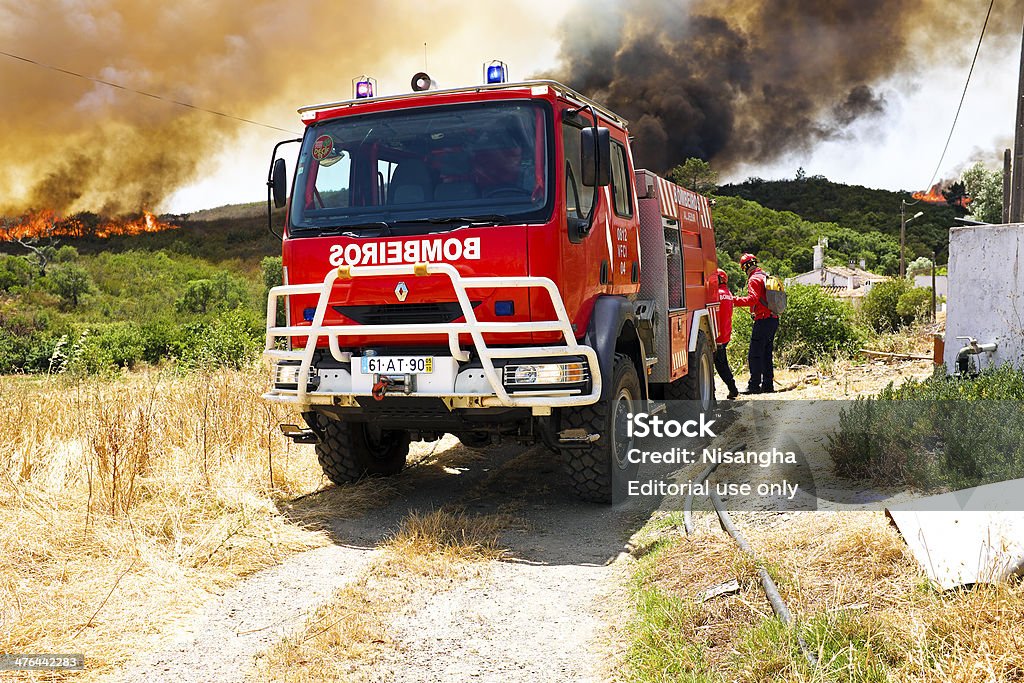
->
<box><xmin>395</xmin><ymin>281</ymin><xmax>409</xmax><ymax>301</ymax></box>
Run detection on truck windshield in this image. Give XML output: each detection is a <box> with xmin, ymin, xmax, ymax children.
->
<box><xmin>289</xmin><ymin>101</ymin><xmax>551</xmax><ymax>236</ymax></box>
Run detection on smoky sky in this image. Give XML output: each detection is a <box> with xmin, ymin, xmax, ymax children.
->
<box><xmin>546</xmin><ymin>0</ymin><xmax>1020</xmax><ymax>174</ymax></box>
<box><xmin>0</xmin><ymin>1</ymin><xmax>480</xmax><ymax>215</ymax></box>
<box><xmin>0</xmin><ymin>0</ymin><xmax>1019</xmax><ymax>213</ymax></box>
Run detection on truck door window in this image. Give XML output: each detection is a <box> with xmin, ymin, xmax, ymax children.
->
<box><xmin>562</xmin><ymin>121</ymin><xmax>594</xmax><ymax>221</ymax></box>
<box><xmin>610</xmin><ymin>142</ymin><xmax>633</xmax><ymax>218</ymax></box>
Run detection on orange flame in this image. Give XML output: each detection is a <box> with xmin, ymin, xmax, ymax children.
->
<box><xmin>912</xmin><ymin>183</ymin><xmax>971</xmax><ymax>208</ymax></box>
<box><xmin>2</xmin><ymin>210</ymin><xmax>179</xmax><ymax>242</ymax></box>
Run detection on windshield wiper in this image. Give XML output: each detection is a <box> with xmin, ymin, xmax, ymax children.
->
<box><xmin>423</xmin><ymin>214</ymin><xmax>511</xmax><ymax>226</ymax></box>
<box><xmin>307</xmin><ymin>221</ymin><xmax>394</xmax><ymax>237</ymax></box>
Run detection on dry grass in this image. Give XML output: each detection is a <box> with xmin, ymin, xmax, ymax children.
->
<box><xmin>630</xmin><ymin>511</ymin><xmax>1024</xmax><ymax>682</ymax></box>
<box><xmin>0</xmin><ymin>368</ymin><xmax>370</xmax><ymax>680</ymax></box>
<box><xmin>251</xmin><ymin>507</ymin><xmax>525</xmax><ymax>682</ymax></box>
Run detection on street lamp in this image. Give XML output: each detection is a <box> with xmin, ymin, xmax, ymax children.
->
<box><xmin>900</xmin><ymin>199</ymin><xmax>924</xmax><ymax>278</ymax></box>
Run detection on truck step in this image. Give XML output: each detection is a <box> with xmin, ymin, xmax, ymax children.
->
<box><xmin>557</xmin><ymin>428</ymin><xmax>600</xmax><ymax>445</ymax></box>
<box><xmin>648</xmin><ymin>400</ymin><xmax>667</xmax><ymax>415</ymax></box>
<box><xmin>279</xmin><ymin>424</ymin><xmax>319</xmax><ymax>444</ymax></box>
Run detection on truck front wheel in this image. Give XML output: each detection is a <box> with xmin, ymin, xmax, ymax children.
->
<box><xmin>559</xmin><ymin>354</ymin><xmax>641</xmax><ymax>504</ymax></box>
<box><xmin>315</xmin><ymin>418</ymin><xmax>410</xmax><ymax>485</ymax></box>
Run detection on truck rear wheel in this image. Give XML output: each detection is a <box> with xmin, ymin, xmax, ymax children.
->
<box><xmin>560</xmin><ymin>354</ymin><xmax>641</xmax><ymax>504</ymax></box>
<box><xmin>315</xmin><ymin>418</ymin><xmax>410</xmax><ymax>485</ymax></box>
<box><xmin>665</xmin><ymin>329</ymin><xmax>716</xmax><ymax>414</ymax></box>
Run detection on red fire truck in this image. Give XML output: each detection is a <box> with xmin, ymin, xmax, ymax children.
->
<box><xmin>264</xmin><ymin>76</ymin><xmax>720</xmax><ymax>503</ymax></box>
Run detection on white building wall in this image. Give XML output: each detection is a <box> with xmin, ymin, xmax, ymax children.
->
<box><xmin>914</xmin><ymin>274</ymin><xmax>948</xmax><ymax>297</ymax></box>
<box><xmin>944</xmin><ymin>224</ymin><xmax>1024</xmax><ymax>372</ymax></box>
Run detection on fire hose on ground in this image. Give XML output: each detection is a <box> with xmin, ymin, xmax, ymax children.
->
<box><xmin>682</xmin><ymin>449</ymin><xmax>818</xmax><ymax>667</ymax></box>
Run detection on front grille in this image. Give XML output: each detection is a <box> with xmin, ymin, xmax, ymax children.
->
<box><xmin>333</xmin><ymin>301</ymin><xmax>480</xmax><ymax>326</ymax></box>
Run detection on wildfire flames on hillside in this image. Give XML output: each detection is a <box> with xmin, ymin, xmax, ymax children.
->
<box><xmin>912</xmin><ymin>182</ymin><xmax>971</xmax><ymax>209</ymax></box>
<box><xmin>1</xmin><ymin>210</ymin><xmax>178</xmax><ymax>242</ymax></box>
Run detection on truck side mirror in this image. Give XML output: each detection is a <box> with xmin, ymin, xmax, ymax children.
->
<box><xmin>271</xmin><ymin>158</ymin><xmax>288</xmax><ymax>209</ymax></box>
<box><xmin>580</xmin><ymin>127</ymin><xmax>611</xmax><ymax>187</ymax></box>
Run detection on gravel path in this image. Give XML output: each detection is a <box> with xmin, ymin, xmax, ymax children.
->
<box><xmin>113</xmin><ymin>544</ymin><xmax>380</xmax><ymax>683</ymax></box>
<box><xmin>386</xmin><ymin>560</ymin><xmax>628</xmax><ymax>683</ymax></box>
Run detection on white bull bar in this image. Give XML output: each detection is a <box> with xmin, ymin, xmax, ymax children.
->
<box><xmin>263</xmin><ymin>262</ymin><xmax>602</xmax><ymax>409</ymax></box>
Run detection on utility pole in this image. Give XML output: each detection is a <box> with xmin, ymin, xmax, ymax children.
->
<box><xmin>1006</xmin><ymin>148</ymin><xmax>1013</xmax><ymax>224</ymax></box>
<box><xmin>900</xmin><ymin>201</ymin><xmax>907</xmax><ymax>277</ymax></box>
<box><xmin>900</xmin><ymin>200</ymin><xmax>923</xmax><ymax>278</ymax></box>
<box><xmin>932</xmin><ymin>251</ymin><xmax>937</xmax><ymax>321</ymax></box>
<box><xmin>1011</xmin><ymin>17</ymin><xmax>1024</xmax><ymax>222</ymax></box>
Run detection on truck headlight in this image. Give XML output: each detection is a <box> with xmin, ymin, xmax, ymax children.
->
<box><xmin>503</xmin><ymin>361</ymin><xmax>588</xmax><ymax>388</ymax></box>
<box><xmin>273</xmin><ymin>361</ymin><xmax>319</xmax><ymax>390</ymax></box>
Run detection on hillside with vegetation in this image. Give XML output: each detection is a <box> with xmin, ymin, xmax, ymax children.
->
<box><xmin>0</xmin><ymin>205</ymin><xmax>282</xmax><ymax>374</ymax></box>
<box><xmin>716</xmin><ymin>175</ymin><xmax>962</xmax><ymax>265</ymax></box>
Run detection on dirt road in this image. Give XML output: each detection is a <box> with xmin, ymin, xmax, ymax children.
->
<box><xmin>107</xmin><ymin>433</ymin><xmax>680</xmax><ymax>683</ymax></box>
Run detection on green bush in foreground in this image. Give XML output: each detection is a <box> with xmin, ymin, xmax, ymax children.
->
<box><xmin>829</xmin><ymin>367</ymin><xmax>1024</xmax><ymax>490</ymax></box>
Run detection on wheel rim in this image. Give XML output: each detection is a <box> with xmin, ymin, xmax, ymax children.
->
<box><xmin>611</xmin><ymin>386</ymin><xmax>635</xmax><ymax>470</ymax></box>
<box><xmin>700</xmin><ymin>351</ymin><xmax>713</xmax><ymax>412</ymax></box>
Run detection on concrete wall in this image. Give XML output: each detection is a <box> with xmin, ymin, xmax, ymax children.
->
<box><xmin>944</xmin><ymin>224</ymin><xmax>1024</xmax><ymax>372</ymax></box>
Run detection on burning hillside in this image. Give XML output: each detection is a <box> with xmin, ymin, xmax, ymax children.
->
<box><xmin>912</xmin><ymin>182</ymin><xmax>970</xmax><ymax>209</ymax></box>
<box><xmin>1</xmin><ymin>210</ymin><xmax>178</xmax><ymax>242</ymax></box>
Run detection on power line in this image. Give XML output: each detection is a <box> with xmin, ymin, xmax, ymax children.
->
<box><xmin>923</xmin><ymin>0</ymin><xmax>996</xmax><ymax>191</ymax></box>
<box><xmin>0</xmin><ymin>48</ymin><xmax>301</xmax><ymax>135</ymax></box>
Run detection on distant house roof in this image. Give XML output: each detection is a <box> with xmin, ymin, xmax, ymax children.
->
<box><xmin>790</xmin><ymin>265</ymin><xmax>889</xmax><ymax>289</ymax></box>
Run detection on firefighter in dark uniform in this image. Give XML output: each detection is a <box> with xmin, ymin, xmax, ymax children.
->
<box><xmin>734</xmin><ymin>253</ymin><xmax>779</xmax><ymax>394</ymax></box>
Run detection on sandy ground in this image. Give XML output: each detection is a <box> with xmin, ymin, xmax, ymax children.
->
<box><xmin>101</xmin><ymin>354</ymin><xmax>935</xmax><ymax>682</ymax></box>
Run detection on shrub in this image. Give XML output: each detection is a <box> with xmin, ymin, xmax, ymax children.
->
<box><xmin>727</xmin><ymin>284</ymin><xmax>862</xmax><ymax>367</ymax></box>
<box><xmin>0</xmin><ymin>255</ymin><xmax>35</xmax><ymax>292</ymax></box>
<box><xmin>860</xmin><ymin>278</ymin><xmax>912</xmax><ymax>332</ymax></box>
<box><xmin>829</xmin><ymin>366</ymin><xmax>1024</xmax><ymax>490</ymax></box>
<box><xmin>895</xmin><ymin>286</ymin><xmax>932</xmax><ymax>323</ymax></box>
<box><xmin>178</xmin><ymin>307</ymin><xmax>263</xmax><ymax>370</ymax></box>
<box><xmin>775</xmin><ymin>284</ymin><xmax>862</xmax><ymax>365</ymax></box>
<box><xmin>175</xmin><ymin>271</ymin><xmax>251</xmax><ymax>314</ymax></box>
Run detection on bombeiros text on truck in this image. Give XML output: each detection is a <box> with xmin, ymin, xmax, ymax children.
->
<box><xmin>263</xmin><ymin>63</ymin><xmax>721</xmax><ymax>503</ymax></box>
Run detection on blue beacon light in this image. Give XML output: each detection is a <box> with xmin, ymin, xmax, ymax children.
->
<box><xmin>353</xmin><ymin>75</ymin><xmax>376</xmax><ymax>99</ymax></box>
<box><xmin>484</xmin><ymin>61</ymin><xmax>508</xmax><ymax>84</ymax></box>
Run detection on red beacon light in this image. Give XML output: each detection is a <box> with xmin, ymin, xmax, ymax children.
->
<box><xmin>353</xmin><ymin>75</ymin><xmax>376</xmax><ymax>99</ymax></box>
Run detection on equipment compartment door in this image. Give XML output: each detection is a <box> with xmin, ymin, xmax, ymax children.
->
<box><xmin>669</xmin><ymin>310</ymin><xmax>688</xmax><ymax>381</ymax></box>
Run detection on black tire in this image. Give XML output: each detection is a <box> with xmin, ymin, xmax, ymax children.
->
<box><xmin>455</xmin><ymin>432</ymin><xmax>492</xmax><ymax>450</ymax></box>
<box><xmin>665</xmin><ymin>329</ymin><xmax>716</xmax><ymax>414</ymax></box>
<box><xmin>560</xmin><ymin>354</ymin><xmax>642</xmax><ymax>504</ymax></box>
<box><xmin>315</xmin><ymin>418</ymin><xmax>410</xmax><ymax>485</ymax></box>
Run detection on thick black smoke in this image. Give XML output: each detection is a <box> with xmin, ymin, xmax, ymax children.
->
<box><xmin>546</xmin><ymin>0</ymin><xmax>1015</xmax><ymax>173</ymax></box>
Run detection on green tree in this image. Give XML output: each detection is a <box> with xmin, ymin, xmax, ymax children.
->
<box><xmin>905</xmin><ymin>256</ymin><xmax>932</xmax><ymax>279</ymax></box>
<box><xmin>961</xmin><ymin>162</ymin><xmax>1003</xmax><ymax>224</ymax></box>
<box><xmin>666</xmin><ymin>158</ymin><xmax>718</xmax><ymax>196</ymax></box>
<box><xmin>176</xmin><ymin>279</ymin><xmax>216</xmax><ymax>314</ymax></box>
<box><xmin>46</xmin><ymin>264</ymin><xmax>93</xmax><ymax>308</ymax></box>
